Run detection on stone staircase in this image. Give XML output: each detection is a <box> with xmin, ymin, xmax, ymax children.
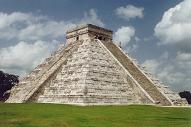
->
<box><xmin>6</xmin><ymin>40</ymin><xmax>83</xmax><ymax>103</ymax></box>
<box><xmin>101</xmin><ymin>41</ymin><xmax>172</xmax><ymax>106</ymax></box>
<box><xmin>137</xmin><ymin>64</ymin><xmax>185</xmax><ymax>105</ymax></box>
<box><xmin>37</xmin><ymin>39</ymin><xmax>140</xmax><ymax>105</ymax></box>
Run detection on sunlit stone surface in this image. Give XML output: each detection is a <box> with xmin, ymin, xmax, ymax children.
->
<box><xmin>6</xmin><ymin>24</ymin><xmax>186</xmax><ymax>106</ymax></box>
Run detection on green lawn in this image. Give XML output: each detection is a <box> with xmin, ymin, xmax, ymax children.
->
<box><xmin>0</xmin><ymin>103</ymin><xmax>190</xmax><ymax>127</ymax></box>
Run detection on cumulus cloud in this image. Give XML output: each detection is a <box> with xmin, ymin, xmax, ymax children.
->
<box><xmin>142</xmin><ymin>52</ymin><xmax>191</xmax><ymax>91</ymax></box>
<box><xmin>0</xmin><ymin>12</ymin><xmax>33</xmax><ymax>29</ymax></box>
<box><xmin>80</xmin><ymin>9</ymin><xmax>104</xmax><ymax>27</ymax></box>
<box><xmin>176</xmin><ymin>51</ymin><xmax>191</xmax><ymax>61</ymax></box>
<box><xmin>151</xmin><ymin>0</ymin><xmax>191</xmax><ymax>91</ymax></box>
<box><xmin>0</xmin><ymin>40</ymin><xmax>58</xmax><ymax>76</ymax></box>
<box><xmin>142</xmin><ymin>59</ymin><xmax>160</xmax><ymax>74</ymax></box>
<box><xmin>114</xmin><ymin>26</ymin><xmax>135</xmax><ymax>47</ymax></box>
<box><xmin>18</xmin><ymin>21</ymin><xmax>75</xmax><ymax>41</ymax></box>
<box><xmin>0</xmin><ymin>12</ymin><xmax>53</xmax><ymax>40</ymax></box>
<box><xmin>115</xmin><ymin>5</ymin><xmax>144</xmax><ymax>20</ymax></box>
<box><xmin>0</xmin><ymin>9</ymin><xmax>104</xmax><ymax>76</ymax></box>
<box><xmin>176</xmin><ymin>52</ymin><xmax>191</xmax><ymax>72</ymax></box>
<box><xmin>0</xmin><ymin>9</ymin><xmax>104</xmax><ymax>41</ymax></box>
<box><xmin>154</xmin><ymin>0</ymin><xmax>191</xmax><ymax>50</ymax></box>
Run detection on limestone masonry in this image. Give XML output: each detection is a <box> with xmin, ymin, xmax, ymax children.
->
<box><xmin>6</xmin><ymin>24</ymin><xmax>186</xmax><ymax>106</ymax></box>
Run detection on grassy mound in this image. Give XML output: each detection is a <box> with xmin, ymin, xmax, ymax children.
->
<box><xmin>0</xmin><ymin>103</ymin><xmax>190</xmax><ymax>127</ymax></box>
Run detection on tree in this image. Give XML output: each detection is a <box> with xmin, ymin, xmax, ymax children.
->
<box><xmin>0</xmin><ymin>71</ymin><xmax>19</xmax><ymax>101</ymax></box>
<box><xmin>179</xmin><ymin>91</ymin><xmax>191</xmax><ymax>104</ymax></box>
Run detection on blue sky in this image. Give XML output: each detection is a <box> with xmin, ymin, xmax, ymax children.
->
<box><xmin>0</xmin><ymin>0</ymin><xmax>190</xmax><ymax>92</ymax></box>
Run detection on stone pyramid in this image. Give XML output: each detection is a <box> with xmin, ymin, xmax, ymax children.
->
<box><xmin>6</xmin><ymin>24</ymin><xmax>185</xmax><ymax>106</ymax></box>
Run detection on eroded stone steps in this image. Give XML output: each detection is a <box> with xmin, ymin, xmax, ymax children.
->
<box><xmin>37</xmin><ymin>39</ymin><xmax>138</xmax><ymax>104</ymax></box>
<box><xmin>102</xmin><ymin>41</ymin><xmax>172</xmax><ymax>106</ymax></box>
<box><xmin>26</xmin><ymin>41</ymin><xmax>83</xmax><ymax>102</ymax></box>
<box><xmin>38</xmin><ymin>95</ymin><xmax>135</xmax><ymax>104</ymax></box>
<box><xmin>6</xmin><ymin>41</ymin><xmax>83</xmax><ymax>103</ymax></box>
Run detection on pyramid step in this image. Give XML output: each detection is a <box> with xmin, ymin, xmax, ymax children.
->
<box><xmin>101</xmin><ymin>41</ymin><xmax>172</xmax><ymax>106</ymax></box>
<box><xmin>6</xmin><ymin>40</ymin><xmax>83</xmax><ymax>103</ymax></box>
<box><xmin>38</xmin><ymin>94</ymin><xmax>135</xmax><ymax>104</ymax></box>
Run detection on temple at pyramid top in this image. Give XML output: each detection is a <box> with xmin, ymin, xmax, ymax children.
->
<box><xmin>66</xmin><ymin>24</ymin><xmax>113</xmax><ymax>43</ymax></box>
<box><xmin>6</xmin><ymin>24</ymin><xmax>187</xmax><ymax>106</ymax></box>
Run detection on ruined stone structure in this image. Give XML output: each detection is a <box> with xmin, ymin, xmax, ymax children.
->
<box><xmin>6</xmin><ymin>24</ymin><xmax>185</xmax><ymax>106</ymax></box>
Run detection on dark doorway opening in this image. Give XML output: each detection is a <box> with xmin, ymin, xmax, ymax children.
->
<box><xmin>76</xmin><ymin>36</ymin><xmax>79</xmax><ymax>41</ymax></box>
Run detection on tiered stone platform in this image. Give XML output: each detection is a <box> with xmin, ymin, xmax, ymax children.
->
<box><xmin>6</xmin><ymin>24</ymin><xmax>185</xmax><ymax>106</ymax></box>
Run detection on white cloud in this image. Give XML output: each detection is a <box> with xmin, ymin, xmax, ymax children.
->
<box><xmin>115</xmin><ymin>5</ymin><xmax>144</xmax><ymax>20</ymax></box>
<box><xmin>80</xmin><ymin>9</ymin><xmax>104</xmax><ymax>27</ymax></box>
<box><xmin>152</xmin><ymin>0</ymin><xmax>191</xmax><ymax>91</ymax></box>
<box><xmin>0</xmin><ymin>40</ymin><xmax>57</xmax><ymax>76</ymax></box>
<box><xmin>18</xmin><ymin>21</ymin><xmax>75</xmax><ymax>41</ymax></box>
<box><xmin>142</xmin><ymin>52</ymin><xmax>191</xmax><ymax>91</ymax></box>
<box><xmin>142</xmin><ymin>59</ymin><xmax>160</xmax><ymax>73</ymax></box>
<box><xmin>114</xmin><ymin>26</ymin><xmax>135</xmax><ymax>47</ymax></box>
<box><xmin>0</xmin><ymin>9</ymin><xmax>104</xmax><ymax>76</ymax></box>
<box><xmin>154</xmin><ymin>0</ymin><xmax>191</xmax><ymax>50</ymax></box>
<box><xmin>0</xmin><ymin>12</ymin><xmax>76</xmax><ymax>41</ymax></box>
<box><xmin>0</xmin><ymin>12</ymin><xmax>33</xmax><ymax>29</ymax></box>
<box><xmin>176</xmin><ymin>51</ymin><xmax>191</xmax><ymax>61</ymax></box>
<box><xmin>176</xmin><ymin>52</ymin><xmax>191</xmax><ymax>71</ymax></box>
<box><xmin>0</xmin><ymin>9</ymin><xmax>104</xmax><ymax>41</ymax></box>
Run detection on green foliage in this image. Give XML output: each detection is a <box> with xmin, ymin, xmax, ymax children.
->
<box><xmin>0</xmin><ymin>104</ymin><xmax>190</xmax><ymax>127</ymax></box>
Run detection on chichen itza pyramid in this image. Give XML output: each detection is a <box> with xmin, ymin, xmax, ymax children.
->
<box><xmin>6</xmin><ymin>24</ymin><xmax>185</xmax><ymax>106</ymax></box>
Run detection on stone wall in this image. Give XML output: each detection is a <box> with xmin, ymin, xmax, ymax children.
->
<box><xmin>37</xmin><ymin>39</ymin><xmax>151</xmax><ymax>105</ymax></box>
<box><xmin>66</xmin><ymin>24</ymin><xmax>112</xmax><ymax>44</ymax></box>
